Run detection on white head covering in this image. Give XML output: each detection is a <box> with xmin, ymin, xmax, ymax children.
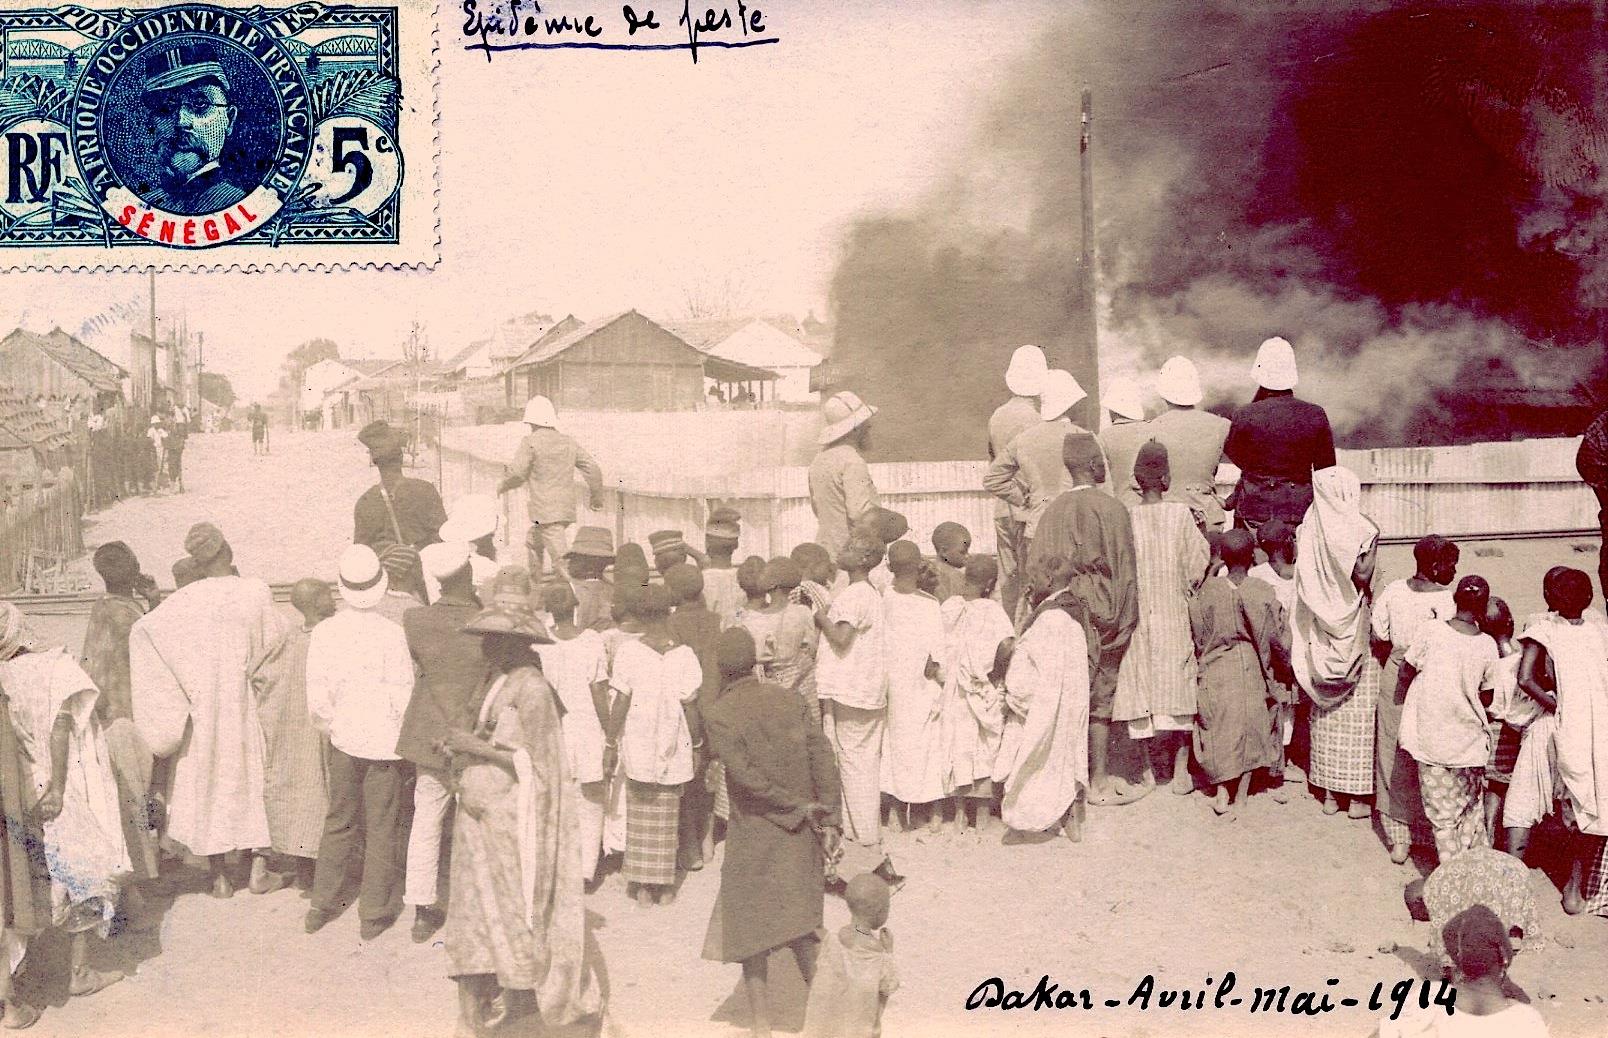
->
<box><xmin>522</xmin><ymin>395</ymin><xmax>559</xmax><ymax>428</ymax></box>
<box><xmin>420</xmin><ymin>541</ymin><xmax>474</xmax><ymax>583</ymax></box>
<box><xmin>1253</xmin><ymin>337</ymin><xmax>1299</xmax><ymax>391</ymax></box>
<box><xmin>1292</xmin><ymin>466</ymin><xmax>1378</xmax><ymax>710</ymax></box>
<box><xmin>1005</xmin><ymin>345</ymin><xmax>1049</xmax><ymax>397</ymax></box>
<box><xmin>1038</xmin><ymin>369</ymin><xmax>1086</xmax><ymax>421</ymax></box>
<box><xmin>440</xmin><ymin>494</ymin><xmax>499</xmax><ymax>543</ymax></box>
<box><xmin>1104</xmin><ymin>378</ymin><xmax>1146</xmax><ymax>422</ymax></box>
<box><xmin>1156</xmin><ymin>356</ymin><xmax>1204</xmax><ymax>407</ymax></box>
<box><xmin>0</xmin><ymin>602</ymin><xmax>41</xmax><ymax>662</ymax></box>
<box><xmin>337</xmin><ymin>544</ymin><xmax>389</xmax><ymax>610</ymax></box>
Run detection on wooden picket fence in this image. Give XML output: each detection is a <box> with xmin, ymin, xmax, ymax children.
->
<box><xmin>0</xmin><ymin>470</ymin><xmax>85</xmax><ymax>594</ymax></box>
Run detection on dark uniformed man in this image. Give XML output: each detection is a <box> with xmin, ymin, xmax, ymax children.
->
<box><xmin>353</xmin><ymin>420</ymin><xmax>446</xmax><ymax>603</ymax></box>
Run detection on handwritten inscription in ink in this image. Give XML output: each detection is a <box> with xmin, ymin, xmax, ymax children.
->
<box><xmin>461</xmin><ymin>1</ymin><xmax>777</xmax><ymax>62</ymax></box>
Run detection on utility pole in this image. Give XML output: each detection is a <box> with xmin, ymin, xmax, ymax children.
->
<box><xmin>196</xmin><ymin>331</ymin><xmax>204</xmax><ymax>419</ymax></box>
<box><xmin>148</xmin><ymin>271</ymin><xmax>158</xmax><ymax>411</ymax></box>
<box><xmin>1077</xmin><ymin>87</ymin><xmax>1101</xmax><ymax>423</ymax></box>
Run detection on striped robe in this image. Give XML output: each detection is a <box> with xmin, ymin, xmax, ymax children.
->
<box><xmin>248</xmin><ymin>618</ymin><xmax>330</xmax><ymax>859</ymax></box>
<box><xmin>1112</xmin><ymin>502</ymin><xmax>1207</xmax><ymax>728</ymax></box>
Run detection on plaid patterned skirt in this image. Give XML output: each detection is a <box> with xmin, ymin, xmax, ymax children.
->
<box><xmin>1309</xmin><ymin>655</ymin><xmax>1379</xmax><ymax>795</ymax></box>
<box><xmin>624</xmin><ymin>780</ymin><xmax>681</xmax><ymax>886</ymax></box>
<box><xmin>1420</xmin><ymin>764</ymin><xmax>1487</xmax><ymax>864</ymax></box>
<box><xmin>1576</xmin><ymin>831</ymin><xmax>1608</xmax><ymax>918</ymax></box>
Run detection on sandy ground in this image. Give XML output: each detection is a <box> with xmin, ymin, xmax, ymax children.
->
<box><xmin>14</xmin><ymin>431</ymin><xmax>1608</xmax><ymax>1037</ymax></box>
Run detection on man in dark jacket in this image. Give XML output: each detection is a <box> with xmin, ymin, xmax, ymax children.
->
<box><xmin>354</xmin><ymin>420</ymin><xmax>446</xmax><ymax>603</ymax></box>
<box><xmin>702</xmin><ymin>628</ymin><xmax>841</xmax><ymax>1038</ymax></box>
<box><xmin>395</xmin><ymin>543</ymin><xmax>488</xmax><ymax>943</ymax></box>
<box><xmin>1225</xmin><ymin>337</ymin><xmax>1337</xmax><ymax>531</ymax></box>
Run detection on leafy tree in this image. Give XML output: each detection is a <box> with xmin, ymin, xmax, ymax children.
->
<box><xmin>198</xmin><ymin>372</ymin><xmax>235</xmax><ymax>408</ymax></box>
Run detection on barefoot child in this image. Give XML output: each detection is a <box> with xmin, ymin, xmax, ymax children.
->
<box><xmin>939</xmin><ymin>557</ymin><xmax>1014</xmax><ymax>833</ymax></box>
<box><xmin>802</xmin><ymin>873</ymin><xmax>899</xmax><ymax>1038</ymax></box>
<box><xmin>1511</xmin><ymin>567</ymin><xmax>1608</xmax><ymax>916</ymax></box>
<box><xmin>1190</xmin><ymin>529</ymin><xmax>1282</xmax><ymax>819</ymax></box>
<box><xmin>1398</xmin><ymin>575</ymin><xmax>1500</xmax><ymax>864</ymax></box>
<box><xmin>537</xmin><ymin>580</ymin><xmax>611</xmax><ymax>887</ymax></box>
<box><xmin>606</xmin><ymin>585</ymin><xmax>705</xmax><ymax>906</ymax></box>
<box><xmin>1481</xmin><ymin>598</ymin><xmax>1525</xmax><ymax>848</ymax></box>
<box><xmin>1247</xmin><ymin>519</ymin><xmax>1298</xmax><ymax>799</ymax></box>
<box><xmin>1374</xmin><ymin>535</ymin><xmax>1459</xmax><ymax>863</ymax></box>
<box><xmin>879</xmin><ymin>541</ymin><xmax>947</xmax><ymax>833</ymax></box>
<box><xmin>1112</xmin><ymin>441</ymin><xmax>1209</xmax><ymax>799</ymax></box>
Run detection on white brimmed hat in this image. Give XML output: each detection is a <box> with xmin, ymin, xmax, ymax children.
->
<box><xmin>1157</xmin><ymin>355</ymin><xmax>1204</xmax><ymax>407</ymax></box>
<box><xmin>337</xmin><ymin>544</ymin><xmax>389</xmax><ymax>610</ymax></box>
<box><xmin>420</xmin><ymin>540</ymin><xmax>474</xmax><ymax>582</ymax></box>
<box><xmin>1005</xmin><ymin>344</ymin><xmax>1048</xmax><ymax>397</ymax></box>
<box><xmin>1253</xmin><ymin>337</ymin><xmax>1299</xmax><ymax>391</ymax></box>
<box><xmin>1104</xmin><ymin>377</ymin><xmax>1146</xmax><ymax>422</ymax></box>
<box><xmin>1038</xmin><ymin>369</ymin><xmax>1086</xmax><ymax>421</ymax></box>
<box><xmin>522</xmin><ymin>395</ymin><xmax>558</xmax><ymax>428</ymax></box>
<box><xmin>440</xmin><ymin>493</ymin><xmax>499</xmax><ymax>543</ymax></box>
<box><xmin>818</xmin><ymin>391</ymin><xmax>877</xmax><ymax>445</ymax></box>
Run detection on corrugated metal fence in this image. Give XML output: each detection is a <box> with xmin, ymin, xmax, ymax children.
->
<box><xmin>440</xmin><ymin>432</ymin><xmax>1599</xmax><ymax>561</ymax></box>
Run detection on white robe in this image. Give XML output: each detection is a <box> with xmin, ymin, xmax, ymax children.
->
<box><xmin>130</xmin><ymin>575</ymin><xmax>282</xmax><ymax>857</ymax></box>
<box><xmin>995</xmin><ymin>608</ymin><xmax>1090</xmax><ymax>832</ymax></box>
<box><xmin>879</xmin><ymin>589</ymin><xmax>947</xmax><ymax>804</ymax></box>
<box><xmin>1523</xmin><ymin>615</ymin><xmax>1608</xmax><ymax>836</ymax></box>
<box><xmin>0</xmin><ymin>650</ymin><xmax>128</xmax><ymax>931</ymax></box>
<box><xmin>939</xmin><ymin>597</ymin><xmax>1013</xmax><ymax>791</ymax></box>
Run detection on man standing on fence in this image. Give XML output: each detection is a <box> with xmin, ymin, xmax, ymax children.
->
<box><xmin>496</xmin><ymin>395</ymin><xmax>605</xmax><ymax>584</ymax></box>
<box><xmin>987</xmin><ymin>346</ymin><xmax>1047</xmax><ymax>618</ymax></box>
<box><xmin>1577</xmin><ymin>401</ymin><xmax>1608</xmax><ymax>600</ymax></box>
<box><xmin>809</xmin><ymin>391</ymin><xmax>881</xmax><ymax>561</ymax></box>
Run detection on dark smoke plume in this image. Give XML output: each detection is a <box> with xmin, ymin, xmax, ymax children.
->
<box><xmin>828</xmin><ymin>2</ymin><xmax>1608</xmax><ymax>461</ymax></box>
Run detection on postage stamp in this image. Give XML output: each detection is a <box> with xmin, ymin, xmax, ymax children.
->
<box><xmin>0</xmin><ymin>1</ymin><xmax>436</xmax><ymax>268</ymax></box>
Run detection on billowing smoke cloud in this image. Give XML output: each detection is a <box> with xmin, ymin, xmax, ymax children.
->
<box><xmin>829</xmin><ymin>2</ymin><xmax>1608</xmax><ymax>460</ymax></box>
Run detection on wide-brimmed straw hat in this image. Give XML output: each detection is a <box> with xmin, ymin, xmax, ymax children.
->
<box><xmin>1157</xmin><ymin>355</ymin><xmax>1204</xmax><ymax>407</ymax></box>
<box><xmin>462</xmin><ymin>604</ymin><xmax>554</xmax><ymax>644</ymax></box>
<box><xmin>818</xmin><ymin>391</ymin><xmax>877</xmax><ymax>446</ymax></box>
<box><xmin>1005</xmin><ymin>345</ymin><xmax>1048</xmax><ymax>397</ymax></box>
<box><xmin>1253</xmin><ymin>337</ymin><xmax>1299</xmax><ymax>391</ymax></box>
<box><xmin>1039</xmin><ymin>370</ymin><xmax>1087</xmax><ymax>421</ymax></box>
<box><xmin>337</xmin><ymin>544</ymin><xmax>389</xmax><ymax>610</ymax></box>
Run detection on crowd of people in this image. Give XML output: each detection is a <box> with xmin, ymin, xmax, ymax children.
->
<box><xmin>83</xmin><ymin>401</ymin><xmax>195</xmax><ymax>509</ymax></box>
<box><xmin>0</xmin><ymin>341</ymin><xmax>1601</xmax><ymax>1036</ymax></box>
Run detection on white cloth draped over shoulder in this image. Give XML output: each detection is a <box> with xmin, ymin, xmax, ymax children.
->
<box><xmin>1292</xmin><ymin>467</ymin><xmax>1378</xmax><ymax>711</ymax></box>
<box><xmin>129</xmin><ymin>575</ymin><xmax>283</xmax><ymax>857</ymax></box>
<box><xmin>1521</xmin><ymin>614</ymin><xmax>1608</xmax><ymax>836</ymax></box>
<box><xmin>994</xmin><ymin>604</ymin><xmax>1090</xmax><ymax>832</ymax></box>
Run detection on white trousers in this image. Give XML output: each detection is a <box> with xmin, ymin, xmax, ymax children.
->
<box><xmin>404</xmin><ymin>767</ymin><xmax>453</xmax><ymax>908</ymax></box>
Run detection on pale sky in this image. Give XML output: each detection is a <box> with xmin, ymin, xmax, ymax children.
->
<box><xmin>0</xmin><ymin>0</ymin><xmax>1062</xmax><ymax>400</ymax></box>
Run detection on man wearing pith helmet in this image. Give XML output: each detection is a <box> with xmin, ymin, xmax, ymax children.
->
<box><xmin>497</xmin><ymin>395</ymin><xmax>605</xmax><ymax>583</ymax></box>
<box><xmin>808</xmin><ymin>390</ymin><xmax>881</xmax><ymax>560</ymax></box>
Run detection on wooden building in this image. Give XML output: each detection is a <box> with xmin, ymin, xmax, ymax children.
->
<box><xmin>502</xmin><ymin>311</ymin><xmax>776</xmax><ymax>412</ymax></box>
<box><xmin>0</xmin><ymin>379</ymin><xmax>74</xmax><ymax>483</ymax></box>
<box><xmin>0</xmin><ymin>327</ymin><xmax>126</xmax><ymax>409</ymax></box>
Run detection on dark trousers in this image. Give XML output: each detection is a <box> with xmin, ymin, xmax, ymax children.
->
<box><xmin>995</xmin><ymin>516</ymin><xmax>1025</xmax><ymax>619</ymax></box>
<box><xmin>311</xmin><ymin>750</ymin><xmax>409</xmax><ymax>923</ymax></box>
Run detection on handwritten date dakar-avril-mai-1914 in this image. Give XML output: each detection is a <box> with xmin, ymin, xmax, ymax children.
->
<box><xmin>461</xmin><ymin>1</ymin><xmax>771</xmax><ymax>60</ymax></box>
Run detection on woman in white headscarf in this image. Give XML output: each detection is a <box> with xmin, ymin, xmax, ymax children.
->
<box><xmin>1292</xmin><ymin>467</ymin><xmax>1381</xmax><ymax>818</ymax></box>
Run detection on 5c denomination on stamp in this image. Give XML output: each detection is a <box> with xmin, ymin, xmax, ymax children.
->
<box><xmin>0</xmin><ymin>1</ymin><xmax>436</xmax><ymax>268</ymax></box>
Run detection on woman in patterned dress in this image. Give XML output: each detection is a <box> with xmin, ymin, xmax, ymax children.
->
<box><xmin>1293</xmin><ymin>467</ymin><xmax>1380</xmax><ymax>819</ymax></box>
<box><xmin>439</xmin><ymin>599</ymin><xmax>601</xmax><ymax>1036</ymax></box>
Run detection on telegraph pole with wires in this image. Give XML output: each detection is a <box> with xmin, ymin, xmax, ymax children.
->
<box><xmin>1077</xmin><ymin>87</ymin><xmax>1102</xmax><ymax>423</ymax></box>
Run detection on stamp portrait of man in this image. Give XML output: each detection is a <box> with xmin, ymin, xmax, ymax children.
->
<box><xmin>140</xmin><ymin>42</ymin><xmax>251</xmax><ymax>215</ymax></box>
